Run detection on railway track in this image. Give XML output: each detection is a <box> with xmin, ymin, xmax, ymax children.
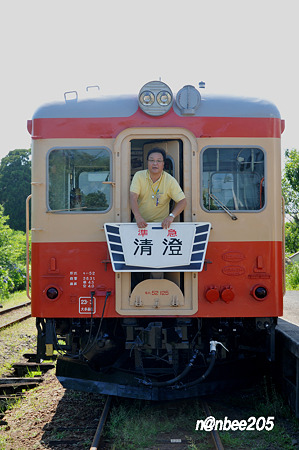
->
<box><xmin>88</xmin><ymin>397</ymin><xmax>225</xmax><ymax>450</ymax></box>
<box><xmin>1</xmin><ymin>316</ymin><xmax>298</xmax><ymax>448</ymax></box>
<box><xmin>0</xmin><ymin>355</ymin><xmax>55</xmax><ymax>432</ymax></box>
<box><xmin>201</xmin><ymin>400</ymin><xmax>225</xmax><ymax>450</ymax></box>
<box><xmin>41</xmin><ymin>395</ymin><xmax>112</xmax><ymax>449</ymax></box>
<box><xmin>90</xmin><ymin>395</ymin><xmax>112</xmax><ymax>449</ymax></box>
<box><xmin>0</xmin><ymin>304</ymin><xmax>250</xmax><ymax>450</ymax></box>
<box><xmin>0</xmin><ymin>355</ymin><xmax>55</xmax><ymax>398</ymax></box>
<box><xmin>0</xmin><ymin>301</ymin><xmax>32</xmax><ymax>331</ymax></box>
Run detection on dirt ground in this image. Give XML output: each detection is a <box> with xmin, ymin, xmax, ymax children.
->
<box><xmin>1</xmin><ymin>370</ymin><xmax>108</xmax><ymax>450</ymax></box>
<box><xmin>0</xmin><ymin>315</ymin><xmax>104</xmax><ymax>450</ymax></box>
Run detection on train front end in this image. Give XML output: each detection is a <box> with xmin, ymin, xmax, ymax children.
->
<box><xmin>28</xmin><ymin>81</ymin><xmax>284</xmax><ymax>400</ymax></box>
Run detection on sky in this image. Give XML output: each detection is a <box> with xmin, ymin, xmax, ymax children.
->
<box><xmin>1</xmin><ymin>0</ymin><xmax>298</xmax><ymax>164</ymax></box>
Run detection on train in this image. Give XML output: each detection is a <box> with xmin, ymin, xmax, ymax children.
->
<box><xmin>26</xmin><ymin>80</ymin><xmax>284</xmax><ymax>400</ymax></box>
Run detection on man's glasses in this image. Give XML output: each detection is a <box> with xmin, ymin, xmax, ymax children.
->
<box><xmin>148</xmin><ymin>159</ymin><xmax>164</xmax><ymax>164</ymax></box>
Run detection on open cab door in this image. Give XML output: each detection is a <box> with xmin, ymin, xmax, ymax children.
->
<box><xmin>110</xmin><ymin>132</ymin><xmax>210</xmax><ymax>316</ymax></box>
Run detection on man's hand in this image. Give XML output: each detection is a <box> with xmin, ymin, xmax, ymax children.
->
<box><xmin>130</xmin><ymin>192</ymin><xmax>148</xmax><ymax>228</ymax></box>
<box><xmin>162</xmin><ymin>199</ymin><xmax>187</xmax><ymax>228</ymax></box>
<box><xmin>161</xmin><ymin>215</ymin><xmax>174</xmax><ymax>229</ymax></box>
<box><xmin>136</xmin><ymin>215</ymin><xmax>148</xmax><ymax>228</ymax></box>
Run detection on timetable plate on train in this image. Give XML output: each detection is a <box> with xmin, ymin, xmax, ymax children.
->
<box><xmin>104</xmin><ymin>222</ymin><xmax>211</xmax><ymax>272</ymax></box>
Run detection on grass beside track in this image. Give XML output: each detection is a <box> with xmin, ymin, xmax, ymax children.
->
<box><xmin>0</xmin><ymin>291</ymin><xmax>30</xmax><ymax>310</ymax></box>
<box><xmin>0</xmin><ymin>291</ymin><xmax>36</xmax><ymax>378</ymax></box>
<box><xmin>104</xmin><ymin>381</ymin><xmax>299</xmax><ymax>449</ymax></box>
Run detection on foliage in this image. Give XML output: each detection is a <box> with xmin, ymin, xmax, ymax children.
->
<box><xmin>83</xmin><ymin>191</ymin><xmax>108</xmax><ymax>209</ymax></box>
<box><xmin>282</xmin><ymin>173</ymin><xmax>299</xmax><ymax>222</ymax></box>
<box><xmin>0</xmin><ymin>149</ymin><xmax>31</xmax><ymax>232</ymax></box>
<box><xmin>0</xmin><ymin>206</ymin><xmax>26</xmax><ymax>298</ymax></box>
<box><xmin>282</xmin><ymin>149</ymin><xmax>299</xmax><ymax>254</ymax></box>
<box><xmin>285</xmin><ymin>262</ymin><xmax>299</xmax><ymax>290</ymax></box>
<box><xmin>285</xmin><ymin>221</ymin><xmax>299</xmax><ymax>255</ymax></box>
<box><xmin>284</xmin><ymin>148</ymin><xmax>299</xmax><ymax>191</ymax></box>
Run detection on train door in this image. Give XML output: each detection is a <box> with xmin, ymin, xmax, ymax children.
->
<box><xmin>141</xmin><ymin>140</ymin><xmax>182</xmax><ymax>287</ymax></box>
<box><xmin>114</xmin><ymin>130</ymin><xmax>198</xmax><ymax>316</ymax></box>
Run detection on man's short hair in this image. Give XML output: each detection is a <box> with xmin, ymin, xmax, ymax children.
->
<box><xmin>147</xmin><ymin>148</ymin><xmax>166</xmax><ymax>162</ymax></box>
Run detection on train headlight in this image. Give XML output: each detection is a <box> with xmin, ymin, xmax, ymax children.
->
<box><xmin>139</xmin><ymin>91</ymin><xmax>154</xmax><ymax>106</ymax></box>
<box><xmin>138</xmin><ymin>81</ymin><xmax>173</xmax><ymax>116</ymax></box>
<box><xmin>251</xmin><ymin>285</ymin><xmax>268</xmax><ymax>301</ymax></box>
<box><xmin>157</xmin><ymin>91</ymin><xmax>172</xmax><ymax>106</ymax></box>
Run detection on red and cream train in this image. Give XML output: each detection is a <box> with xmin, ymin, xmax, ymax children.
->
<box><xmin>27</xmin><ymin>80</ymin><xmax>284</xmax><ymax>399</ymax></box>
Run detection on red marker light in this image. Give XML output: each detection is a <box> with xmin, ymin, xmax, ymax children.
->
<box><xmin>205</xmin><ymin>288</ymin><xmax>220</xmax><ymax>303</ymax></box>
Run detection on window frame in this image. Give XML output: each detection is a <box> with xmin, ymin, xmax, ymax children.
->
<box><xmin>46</xmin><ymin>146</ymin><xmax>113</xmax><ymax>214</ymax></box>
<box><xmin>200</xmin><ymin>145</ymin><xmax>267</xmax><ymax>214</ymax></box>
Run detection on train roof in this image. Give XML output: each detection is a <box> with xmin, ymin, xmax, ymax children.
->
<box><xmin>32</xmin><ymin>90</ymin><xmax>281</xmax><ymax>120</ymax></box>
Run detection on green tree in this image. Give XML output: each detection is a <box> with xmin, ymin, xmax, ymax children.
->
<box><xmin>282</xmin><ymin>149</ymin><xmax>299</xmax><ymax>254</ymax></box>
<box><xmin>0</xmin><ymin>149</ymin><xmax>31</xmax><ymax>232</ymax></box>
<box><xmin>0</xmin><ymin>206</ymin><xmax>26</xmax><ymax>298</ymax></box>
<box><xmin>285</xmin><ymin>221</ymin><xmax>299</xmax><ymax>255</ymax></box>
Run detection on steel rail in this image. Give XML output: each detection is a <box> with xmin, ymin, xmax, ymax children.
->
<box><xmin>90</xmin><ymin>395</ymin><xmax>112</xmax><ymax>450</ymax></box>
<box><xmin>201</xmin><ymin>400</ymin><xmax>225</xmax><ymax>450</ymax></box>
<box><xmin>0</xmin><ymin>313</ymin><xmax>32</xmax><ymax>331</ymax></box>
<box><xmin>0</xmin><ymin>301</ymin><xmax>31</xmax><ymax>316</ymax></box>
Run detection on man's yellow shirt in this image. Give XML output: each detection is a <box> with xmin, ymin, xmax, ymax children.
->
<box><xmin>130</xmin><ymin>170</ymin><xmax>185</xmax><ymax>223</ymax></box>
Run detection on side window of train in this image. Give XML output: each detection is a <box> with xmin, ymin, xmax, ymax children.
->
<box><xmin>48</xmin><ymin>147</ymin><xmax>112</xmax><ymax>212</ymax></box>
<box><xmin>201</xmin><ymin>147</ymin><xmax>265</xmax><ymax>212</ymax></box>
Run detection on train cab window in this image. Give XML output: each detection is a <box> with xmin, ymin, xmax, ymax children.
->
<box><xmin>202</xmin><ymin>147</ymin><xmax>265</xmax><ymax>212</ymax></box>
<box><xmin>48</xmin><ymin>148</ymin><xmax>111</xmax><ymax>212</ymax></box>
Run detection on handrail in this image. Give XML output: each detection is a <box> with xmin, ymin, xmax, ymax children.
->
<box><xmin>26</xmin><ymin>194</ymin><xmax>32</xmax><ymax>300</ymax></box>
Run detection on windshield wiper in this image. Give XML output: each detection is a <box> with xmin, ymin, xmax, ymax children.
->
<box><xmin>209</xmin><ymin>193</ymin><xmax>238</xmax><ymax>221</ymax></box>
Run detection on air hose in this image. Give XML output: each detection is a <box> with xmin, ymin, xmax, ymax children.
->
<box><xmin>139</xmin><ymin>340</ymin><xmax>228</xmax><ymax>388</ymax></box>
<box><xmin>139</xmin><ymin>348</ymin><xmax>200</xmax><ymax>387</ymax></box>
<box><xmin>176</xmin><ymin>340</ymin><xmax>228</xmax><ymax>389</ymax></box>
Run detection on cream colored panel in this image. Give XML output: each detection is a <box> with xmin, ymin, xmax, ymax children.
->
<box><xmin>196</xmin><ymin>137</ymin><xmax>282</xmax><ymax>242</ymax></box>
<box><xmin>115</xmin><ymin>273</ymin><xmax>198</xmax><ymax>316</ymax></box>
<box><xmin>31</xmin><ymin>135</ymin><xmax>282</xmax><ymax>245</ymax></box>
<box><xmin>31</xmin><ymin>138</ymin><xmax>115</xmax><ymax>243</ymax></box>
<box><xmin>130</xmin><ymin>280</ymin><xmax>184</xmax><ymax>308</ymax></box>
